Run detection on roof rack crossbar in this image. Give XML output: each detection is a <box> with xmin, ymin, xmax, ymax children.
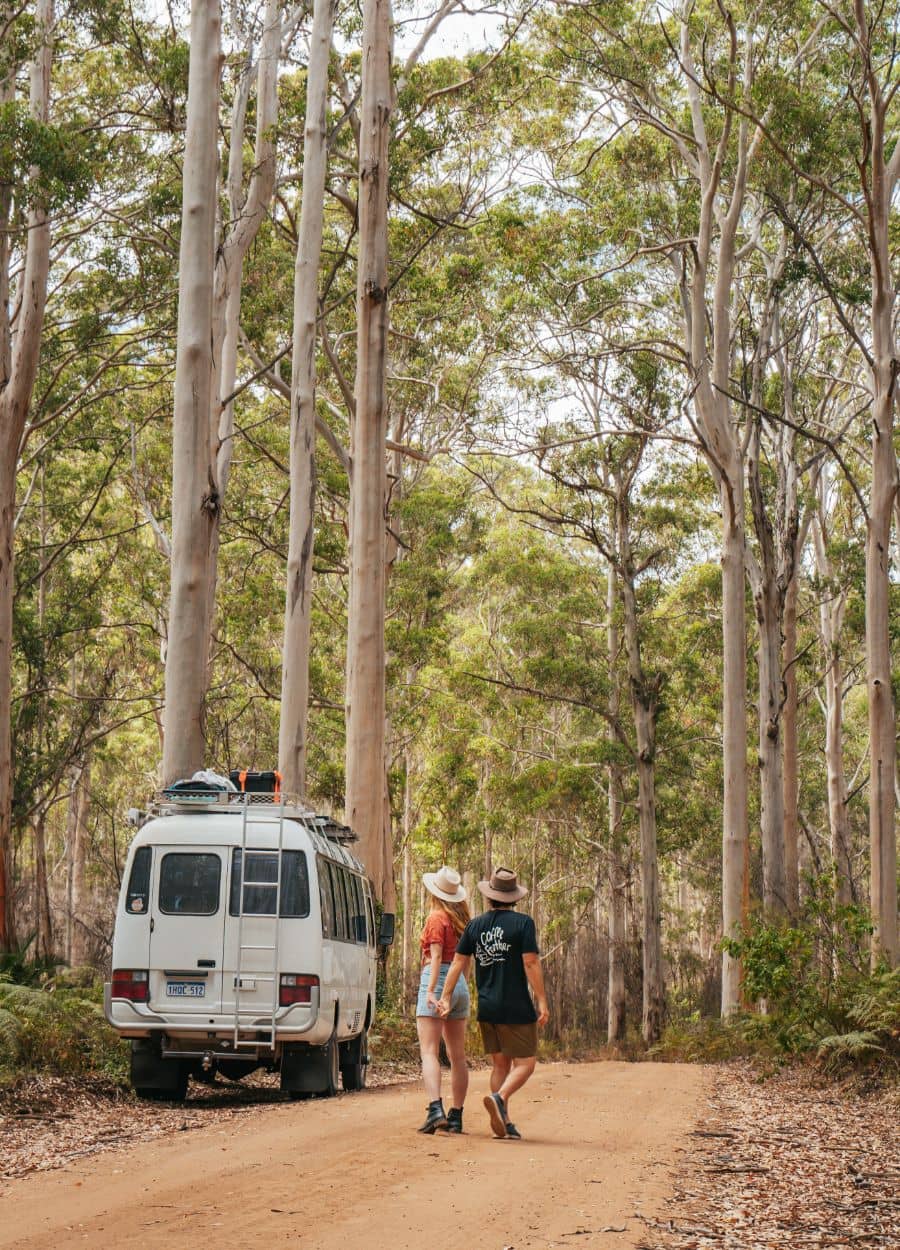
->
<box><xmin>147</xmin><ymin>790</ymin><xmax>359</xmax><ymax>844</ymax></box>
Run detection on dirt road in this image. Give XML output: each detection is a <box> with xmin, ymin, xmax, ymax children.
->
<box><xmin>2</xmin><ymin>1062</ymin><xmax>709</xmax><ymax>1250</ymax></box>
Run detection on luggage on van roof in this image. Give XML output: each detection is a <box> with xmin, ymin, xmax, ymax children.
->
<box><xmin>230</xmin><ymin>769</ymin><xmax>281</xmax><ymax>795</ymax></box>
<box><xmin>151</xmin><ymin>783</ymin><xmax>359</xmax><ymax>846</ymax></box>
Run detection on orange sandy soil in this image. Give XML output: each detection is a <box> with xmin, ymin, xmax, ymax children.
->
<box><xmin>0</xmin><ymin>1061</ymin><xmax>709</xmax><ymax>1249</ymax></box>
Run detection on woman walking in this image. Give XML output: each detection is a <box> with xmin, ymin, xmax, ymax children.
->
<box><xmin>416</xmin><ymin>866</ymin><xmax>471</xmax><ymax>1133</ymax></box>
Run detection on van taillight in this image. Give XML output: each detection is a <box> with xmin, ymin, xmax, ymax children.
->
<box><xmin>279</xmin><ymin>974</ymin><xmax>318</xmax><ymax>1006</ymax></box>
<box><xmin>111</xmin><ymin>969</ymin><xmax>149</xmax><ymax>1002</ymax></box>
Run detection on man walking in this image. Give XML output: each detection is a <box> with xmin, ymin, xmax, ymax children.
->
<box><xmin>438</xmin><ymin>867</ymin><xmax>549</xmax><ymax>1140</ymax></box>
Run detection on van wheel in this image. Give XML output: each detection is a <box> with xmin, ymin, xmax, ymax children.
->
<box><xmin>340</xmin><ymin>1029</ymin><xmax>368</xmax><ymax>1091</ymax></box>
<box><xmin>131</xmin><ymin>1040</ymin><xmax>189</xmax><ymax>1102</ymax></box>
<box><xmin>133</xmin><ymin>1065</ymin><xmax>189</xmax><ymax>1102</ymax></box>
<box><xmin>322</xmin><ymin>1032</ymin><xmax>340</xmax><ymax>1097</ymax></box>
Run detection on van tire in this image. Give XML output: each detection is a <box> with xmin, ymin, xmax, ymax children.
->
<box><xmin>322</xmin><ymin>1032</ymin><xmax>340</xmax><ymax>1097</ymax></box>
<box><xmin>131</xmin><ymin>1044</ymin><xmax>189</xmax><ymax>1102</ymax></box>
<box><xmin>340</xmin><ymin>1029</ymin><xmax>368</xmax><ymax>1091</ymax></box>
<box><xmin>280</xmin><ymin>1035</ymin><xmax>340</xmax><ymax>1097</ymax></box>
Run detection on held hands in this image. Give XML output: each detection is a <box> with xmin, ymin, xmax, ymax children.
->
<box><xmin>426</xmin><ymin>990</ymin><xmax>440</xmax><ymax>1012</ymax></box>
<box><xmin>435</xmin><ymin>996</ymin><xmax>451</xmax><ymax>1018</ymax></box>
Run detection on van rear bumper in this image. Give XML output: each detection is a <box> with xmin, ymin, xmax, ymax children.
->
<box><xmin>103</xmin><ymin>982</ymin><xmax>321</xmax><ymax>1042</ymax></box>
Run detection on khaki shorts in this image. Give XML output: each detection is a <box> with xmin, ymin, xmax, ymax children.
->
<box><xmin>479</xmin><ymin>1021</ymin><xmax>538</xmax><ymax>1059</ymax></box>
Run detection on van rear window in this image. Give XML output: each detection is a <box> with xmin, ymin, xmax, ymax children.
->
<box><xmin>126</xmin><ymin>846</ymin><xmax>151</xmax><ymax>914</ymax></box>
<box><xmin>159</xmin><ymin>853</ymin><xmax>221</xmax><ymax>915</ymax></box>
<box><xmin>229</xmin><ymin>850</ymin><xmax>310</xmax><ymax>917</ymax></box>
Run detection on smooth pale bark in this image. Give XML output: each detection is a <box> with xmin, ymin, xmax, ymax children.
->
<box><xmin>0</xmin><ymin>0</ymin><xmax>54</xmax><ymax>949</ymax></box>
<box><xmin>65</xmin><ymin>761</ymin><xmax>90</xmax><ymax>966</ymax></box>
<box><xmin>719</xmin><ymin>482</ymin><xmax>750</xmax><ymax>1009</ymax></box>
<box><xmin>345</xmin><ymin>0</ymin><xmax>393</xmax><ymax>897</ymax></box>
<box><xmin>33</xmin><ymin>810</ymin><xmax>53</xmax><ymax>959</ymax></box>
<box><xmin>162</xmin><ymin>0</ymin><xmax>223</xmax><ymax>785</ymax></box>
<box><xmin>746</xmin><ymin>417</ymin><xmax>796</xmax><ymax>920</ymax></box>
<box><xmin>746</xmin><ymin>292</ymin><xmax>796</xmax><ymax>921</ymax></box>
<box><xmin>401</xmin><ymin>753</ymin><xmax>412</xmax><ymax>1007</ymax></box>
<box><xmin>482</xmin><ymin>760</ymin><xmax>493</xmax><ymax>882</ymax></box>
<box><xmin>678</xmin><ymin>10</ymin><xmax>762</xmax><ymax>1010</ymax></box>
<box><xmin>812</xmin><ymin>467</ymin><xmax>853</xmax><ymax>913</ymax></box>
<box><xmin>859</xmin><ymin>14</ymin><xmax>898</xmax><ymax>965</ymax></box>
<box><xmin>753</xmin><ymin>578</ymin><xmax>787</xmax><ymax>915</ymax></box>
<box><xmin>616</xmin><ymin>484</ymin><xmax>664</xmax><ymax>1045</ymax></box>
<box><xmin>207</xmin><ymin>0</ymin><xmax>281</xmax><ymax>664</ymax></box>
<box><xmin>782</xmin><ymin>567</ymin><xmax>800</xmax><ymax>918</ymax></box>
<box><xmin>278</xmin><ymin>0</ymin><xmax>337</xmax><ymax>795</ymax></box>
<box><xmin>606</xmin><ymin>561</ymin><xmax>627</xmax><ymax>1044</ymax></box>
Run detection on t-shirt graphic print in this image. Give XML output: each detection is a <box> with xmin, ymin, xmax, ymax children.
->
<box><xmin>456</xmin><ymin>908</ymin><xmax>539</xmax><ymax>1023</ymax></box>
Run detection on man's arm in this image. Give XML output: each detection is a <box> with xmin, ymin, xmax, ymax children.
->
<box><xmin>523</xmin><ymin>952</ymin><xmax>549</xmax><ymax>1027</ymax></box>
<box><xmin>436</xmin><ymin>953</ymin><xmax>471</xmax><ymax>1015</ymax></box>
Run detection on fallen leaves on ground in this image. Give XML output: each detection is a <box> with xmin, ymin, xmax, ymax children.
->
<box><xmin>639</xmin><ymin>1062</ymin><xmax>899</xmax><ymax>1250</ymax></box>
<box><xmin>0</xmin><ymin>1058</ymin><xmax>419</xmax><ymax>1185</ymax></box>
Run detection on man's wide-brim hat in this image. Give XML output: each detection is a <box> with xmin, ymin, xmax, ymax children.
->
<box><xmin>423</xmin><ymin>865</ymin><xmax>468</xmax><ymax>903</ymax></box>
<box><xmin>478</xmin><ymin>866</ymin><xmax>528</xmax><ymax>903</ymax></box>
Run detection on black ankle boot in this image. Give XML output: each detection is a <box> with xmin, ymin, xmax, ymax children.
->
<box><xmin>418</xmin><ymin>1099</ymin><xmax>448</xmax><ymax>1133</ymax></box>
<box><xmin>443</xmin><ymin>1107</ymin><xmax>463</xmax><ymax>1134</ymax></box>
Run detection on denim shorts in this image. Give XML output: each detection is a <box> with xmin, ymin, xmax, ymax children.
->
<box><xmin>416</xmin><ymin>963</ymin><xmax>470</xmax><ymax>1019</ymax></box>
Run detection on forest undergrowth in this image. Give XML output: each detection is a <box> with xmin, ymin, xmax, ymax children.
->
<box><xmin>2</xmin><ymin>955</ymin><xmax>896</xmax><ymax>1093</ymax></box>
<box><xmin>637</xmin><ymin>1062</ymin><xmax>899</xmax><ymax>1250</ymax></box>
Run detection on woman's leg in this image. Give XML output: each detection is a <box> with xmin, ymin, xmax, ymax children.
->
<box><xmin>416</xmin><ymin>1016</ymin><xmax>444</xmax><ymax>1102</ymax></box>
<box><xmin>441</xmin><ymin>1017</ymin><xmax>469</xmax><ymax>1108</ymax></box>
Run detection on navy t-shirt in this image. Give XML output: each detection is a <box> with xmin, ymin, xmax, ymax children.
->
<box><xmin>456</xmin><ymin>908</ymin><xmax>539</xmax><ymax>1024</ymax></box>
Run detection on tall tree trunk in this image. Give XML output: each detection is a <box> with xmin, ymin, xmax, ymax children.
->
<box><xmin>0</xmin><ymin>0</ymin><xmax>54</xmax><ymax>949</ymax></box>
<box><xmin>401</xmin><ymin>750</ymin><xmax>412</xmax><ymax>1008</ymax></box>
<box><xmin>677</xmin><ymin>8</ymin><xmax>759</xmax><ymax>1010</ymax></box>
<box><xmin>811</xmin><ymin>470</ymin><xmax>853</xmax><ymax>914</ymax></box>
<box><xmin>345</xmin><ymin>0</ymin><xmax>393</xmax><ymax>896</ymax></box>
<box><xmin>33</xmin><ymin>809</ymin><xmax>53</xmax><ymax>960</ymax></box>
<box><xmin>617</xmin><ymin>489</ymin><xmax>664</xmax><ymax>1045</ymax></box>
<box><xmin>855</xmin><ymin>0</ymin><xmax>898</xmax><ymax>968</ymax></box>
<box><xmin>865</xmin><ymin>202</ymin><xmax>898</xmax><ymax>969</ymax></box>
<box><xmin>162</xmin><ymin>0</ymin><xmax>223</xmax><ymax>785</ymax></box>
<box><xmin>65</xmin><ymin>761</ymin><xmax>90</xmax><ymax>966</ymax></box>
<box><xmin>720</xmin><ymin>474</ymin><xmax>750</xmax><ymax>1009</ymax></box>
<box><xmin>279</xmin><ymin>0</ymin><xmax>336</xmax><ymax>794</ymax></box>
<box><xmin>207</xmin><ymin>0</ymin><xmax>281</xmax><ymax>670</ymax></box>
<box><xmin>752</xmin><ymin>577</ymin><xmax>788</xmax><ymax>917</ymax></box>
<box><xmin>606</xmin><ymin>560</ymin><xmax>627</xmax><ymax>1044</ymax></box>
<box><xmin>782</xmin><ymin>566</ymin><xmax>801</xmax><ymax>918</ymax></box>
<box><xmin>746</xmin><ymin>266</ymin><xmax>796</xmax><ymax>923</ymax></box>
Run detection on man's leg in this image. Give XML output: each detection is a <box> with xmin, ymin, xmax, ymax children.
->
<box><xmin>484</xmin><ymin>1023</ymin><xmax>539</xmax><ymax>1136</ymax></box>
<box><xmin>497</xmin><ymin>1055</ymin><xmax>536</xmax><ymax>1115</ymax></box>
<box><xmin>490</xmin><ymin>1052</ymin><xmax>511</xmax><ymax>1094</ymax></box>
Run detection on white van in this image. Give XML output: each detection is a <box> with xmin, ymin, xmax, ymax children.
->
<box><xmin>104</xmin><ymin>789</ymin><xmax>394</xmax><ymax>1101</ymax></box>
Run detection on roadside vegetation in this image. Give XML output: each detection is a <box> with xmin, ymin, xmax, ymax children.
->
<box><xmin>0</xmin><ymin>0</ymin><xmax>896</xmax><ymax>1101</ymax></box>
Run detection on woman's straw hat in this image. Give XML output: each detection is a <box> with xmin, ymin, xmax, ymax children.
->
<box><xmin>423</xmin><ymin>865</ymin><xmax>468</xmax><ymax>903</ymax></box>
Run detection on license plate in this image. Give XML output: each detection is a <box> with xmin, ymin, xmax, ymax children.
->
<box><xmin>166</xmin><ymin>981</ymin><xmax>206</xmax><ymax>998</ymax></box>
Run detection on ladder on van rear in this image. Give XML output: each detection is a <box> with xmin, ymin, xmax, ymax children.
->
<box><xmin>232</xmin><ymin>794</ymin><xmax>285</xmax><ymax>1050</ymax></box>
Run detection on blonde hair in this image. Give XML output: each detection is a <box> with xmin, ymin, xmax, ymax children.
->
<box><xmin>432</xmin><ymin>894</ymin><xmax>471</xmax><ymax>937</ymax></box>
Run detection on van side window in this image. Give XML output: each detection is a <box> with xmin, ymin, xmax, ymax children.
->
<box><xmin>318</xmin><ymin>857</ymin><xmax>336</xmax><ymax>938</ymax></box>
<box><xmin>348</xmin><ymin>874</ymin><xmax>366</xmax><ymax>943</ymax></box>
<box><xmin>229</xmin><ymin>850</ymin><xmax>310</xmax><ymax>917</ymax></box>
<box><xmin>365</xmin><ymin>887</ymin><xmax>376</xmax><ymax>948</ymax></box>
<box><xmin>332</xmin><ymin>863</ymin><xmax>351</xmax><ymax>941</ymax></box>
<box><xmin>126</xmin><ymin>846</ymin><xmax>151</xmax><ymax>914</ymax></box>
<box><xmin>159</xmin><ymin>853</ymin><xmax>221</xmax><ymax>915</ymax></box>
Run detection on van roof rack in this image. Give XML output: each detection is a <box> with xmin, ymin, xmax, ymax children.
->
<box><xmin>149</xmin><ymin>788</ymin><xmax>359</xmax><ymax>844</ymax></box>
